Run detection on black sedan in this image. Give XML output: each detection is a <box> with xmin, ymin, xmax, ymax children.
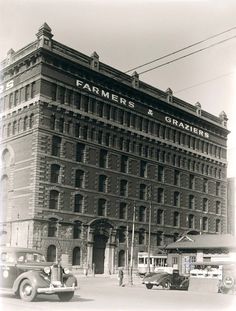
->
<box><xmin>143</xmin><ymin>270</ymin><xmax>189</xmax><ymax>290</ymax></box>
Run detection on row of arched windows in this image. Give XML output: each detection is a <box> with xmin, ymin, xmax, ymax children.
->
<box><xmin>46</xmin><ymin>244</ymin><xmax>81</xmax><ymax>266</ymax></box>
<box><xmin>1</xmin><ymin>114</ymin><xmax>34</xmax><ymax>138</ymax></box>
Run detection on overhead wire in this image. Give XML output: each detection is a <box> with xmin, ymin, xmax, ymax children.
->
<box><xmin>125</xmin><ymin>26</ymin><xmax>236</xmax><ymax>74</ymax></box>
<box><xmin>175</xmin><ymin>71</ymin><xmax>235</xmax><ymax>94</ymax></box>
<box><xmin>138</xmin><ymin>35</ymin><xmax>236</xmax><ymax>75</ymax></box>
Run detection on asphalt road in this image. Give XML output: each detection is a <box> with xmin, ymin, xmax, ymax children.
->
<box><xmin>0</xmin><ymin>276</ymin><xmax>235</xmax><ymax>311</ymax></box>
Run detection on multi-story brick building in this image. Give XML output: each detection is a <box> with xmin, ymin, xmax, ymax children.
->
<box><xmin>0</xmin><ymin>23</ymin><xmax>229</xmax><ymax>274</ymax></box>
<box><xmin>227</xmin><ymin>177</ymin><xmax>235</xmax><ymax>236</ymax></box>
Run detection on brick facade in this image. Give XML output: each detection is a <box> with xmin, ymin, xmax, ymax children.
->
<box><xmin>0</xmin><ymin>23</ymin><xmax>229</xmax><ymax>273</ymax></box>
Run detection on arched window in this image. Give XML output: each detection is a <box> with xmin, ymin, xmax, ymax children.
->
<box><xmin>98</xmin><ymin>175</ymin><xmax>107</xmax><ymax>192</ymax></box>
<box><xmin>48</xmin><ymin>218</ymin><xmax>58</xmax><ymax>237</ymax></box>
<box><xmin>174</xmin><ymin>191</ymin><xmax>180</xmax><ymax>207</ymax></box>
<box><xmin>73</xmin><ymin>221</ymin><xmax>81</xmax><ymax>239</ymax></box>
<box><xmin>157</xmin><ymin>209</ymin><xmax>164</xmax><ymax>225</ymax></box>
<box><xmin>7</xmin><ymin>123</ymin><xmax>11</xmax><ymax>136</ymax></box>
<box><xmin>49</xmin><ymin>190</ymin><xmax>59</xmax><ymax>209</ymax></box>
<box><xmin>118</xmin><ymin>226</ymin><xmax>126</xmax><ymax>243</ymax></box>
<box><xmin>118</xmin><ymin>250</ymin><xmax>125</xmax><ymax>267</ymax></box>
<box><xmin>2</xmin><ymin>149</ymin><xmax>11</xmax><ymax>167</ymax></box>
<box><xmin>119</xmin><ymin>202</ymin><xmax>126</xmax><ymax>219</ymax></box>
<box><xmin>138</xmin><ymin>206</ymin><xmax>146</xmax><ymax>222</ymax></box>
<box><xmin>157</xmin><ymin>188</ymin><xmax>164</xmax><ymax>203</ymax></box>
<box><xmin>189</xmin><ymin>195</ymin><xmax>195</xmax><ymax>209</ymax></box>
<box><xmin>29</xmin><ymin>114</ymin><xmax>34</xmax><ymax>129</ymax></box>
<box><xmin>58</xmin><ymin>117</ymin><xmax>64</xmax><ymax>133</ymax></box>
<box><xmin>47</xmin><ymin>245</ymin><xmax>56</xmax><ymax>262</ymax></box>
<box><xmin>216</xmin><ymin>219</ymin><xmax>221</xmax><ymax>233</ymax></box>
<box><xmin>173</xmin><ymin>212</ymin><xmax>179</xmax><ymax>227</ymax></box>
<box><xmin>216</xmin><ymin>201</ymin><xmax>221</xmax><ymax>215</ymax></box>
<box><xmin>72</xmin><ymin>247</ymin><xmax>81</xmax><ymax>266</ymax></box>
<box><xmin>156</xmin><ymin>231</ymin><xmax>163</xmax><ymax>246</ymax></box>
<box><xmin>76</xmin><ymin>143</ymin><xmax>85</xmax><ymax>162</ymax></box>
<box><xmin>138</xmin><ymin>229</ymin><xmax>145</xmax><ymax>245</ymax></box>
<box><xmin>140</xmin><ymin>184</ymin><xmax>147</xmax><ymax>200</ymax></box>
<box><xmin>120</xmin><ymin>180</ymin><xmax>128</xmax><ymax>196</ymax></box>
<box><xmin>50</xmin><ymin>164</ymin><xmax>60</xmax><ymax>183</ymax></box>
<box><xmin>23</xmin><ymin>116</ymin><xmax>28</xmax><ymax>131</ymax></box>
<box><xmin>203</xmin><ymin>198</ymin><xmax>208</xmax><ymax>212</ymax></box>
<box><xmin>202</xmin><ymin>217</ymin><xmax>208</xmax><ymax>231</ymax></box>
<box><xmin>98</xmin><ymin>199</ymin><xmax>106</xmax><ymax>216</ymax></box>
<box><xmin>12</xmin><ymin>121</ymin><xmax>17</xmax><ymax>135</ymax></box>
<box><xmin>188</xmin><ymin>214</ymin><xmax>195</xmax><ymax>229</ymax></box>
<box><xmin>51</xmin><ymin>136</ymin><xmax>61</xmax><ymax>156</ymax></box>
<box><xmin>75</xmin><ymin>170</ymin><xmax>85</xmax><ymax>188</ymax></box>
<box><xmin>74</xmin><ymin>194</ymin><xmax>83</xmax><ymax>213</ymax></box>
<box><xmin>50</xmin><ymin>115</ymin><xmax>56</xmax><ymax>130</ymax></box>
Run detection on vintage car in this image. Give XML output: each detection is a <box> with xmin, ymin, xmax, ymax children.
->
<box><xmin>143</xmin><ymin>269</ymin><xmax>189</xmax><ymax>290</ymax></box>
<box><xmin>0</xmin><ymin>247</ymin><xmax>77</xmax><ymax>302</ymax></box>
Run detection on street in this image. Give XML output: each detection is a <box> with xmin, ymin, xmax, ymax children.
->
<box><xmin>0</xmin><ymin>275</ymin><xmax>235</xmax><ymax>311</ymax></box>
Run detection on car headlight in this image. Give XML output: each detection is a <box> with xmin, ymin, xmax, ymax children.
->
<box><xmin>43</xmin><ymin>266</ymin><xmax>51</xmax><ymax>274</ymax></box>
<box><xmin>63</xmin><ymin>267</ymin><xmax>70</xmax><ymax>275</ymax></box>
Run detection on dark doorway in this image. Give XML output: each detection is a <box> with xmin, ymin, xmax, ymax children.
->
<box><xmin>47</xmin><ymin>244</ymin><xmax>56</xmax><ymax>262</ymax></box>
<box><xmin>92</xmin><ymin>234</ymin><xmax>108</xmax><ymax>274</ymax></box>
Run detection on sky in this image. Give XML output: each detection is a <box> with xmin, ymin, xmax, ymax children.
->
<box><xmin>0</xmin><ymin>0</ymin><xmax>236</xmax><ymax>177</ymax></box>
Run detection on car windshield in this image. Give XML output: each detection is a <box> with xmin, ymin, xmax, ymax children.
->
<box><xmin>16</xmin><ymin>252</ymin><xmax>46</xmax><ymax>263</ymax></box>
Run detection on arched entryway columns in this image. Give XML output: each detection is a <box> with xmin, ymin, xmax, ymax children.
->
<box><xmin>86</xmin><ymin>227</ymin><xmax>95</xmax><ymax>273</ymax></box>
<box><xmin>104</xmin><ymin>228</ymin><xmax>117</xmax><ymax>274</ymax></box>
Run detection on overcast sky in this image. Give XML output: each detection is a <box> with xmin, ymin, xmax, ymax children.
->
<box><xmin>1</xmin><ymin>0</ymin><xmax>236</xmax><ymax>176</ymax></box>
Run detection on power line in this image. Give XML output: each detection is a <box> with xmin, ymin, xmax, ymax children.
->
<box><xmin>175</xmin><ymin>71</ymin><xmax>235</xmax><ymax>94</ymax></box>
<box><xmin>138</xmin><ymin>35</ymin><xmax>236</xmax><ymax>75</ymax></box>
<box><xmin>125</xmin><ymin>26</ymin><xmax>236</xmax><ymax>74</ymax></box>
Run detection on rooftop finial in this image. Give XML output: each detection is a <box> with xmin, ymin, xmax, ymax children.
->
<box><xmin>36</xmin><ymin>22</ymin><xmax>53</xmax><ymax>39</ymax></box>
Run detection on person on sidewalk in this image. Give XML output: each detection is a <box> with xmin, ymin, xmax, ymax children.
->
<box><xmin>118</xmin><ymin>268</ymin><xmax>124</xmax><ymax>286</ymax></box>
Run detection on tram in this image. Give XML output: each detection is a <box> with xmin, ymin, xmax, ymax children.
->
<box><xmin>138</xmin><ymin>251</ymin><xmax>167</xmax><ymax>274</ymax></box>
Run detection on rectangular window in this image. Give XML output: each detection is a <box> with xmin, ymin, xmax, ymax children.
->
<box><xmin>121</xmin><ymin>155</ymin><xmax>128</xmax><ymax>173</ymax></box>
<box><xmin>189</xmin><ymin>174</ymin><xmax>195</xmax><ymax>189</ymax></box>
<box><xmin>51</xmin><ymin>83</ymin><xmax>57</xmax><ymax>101</ymax></box>
<box><xmin>174</xmin><ymin>170</ymin><xmax>180</xmax><ymax>186</ymax></box>
<box><xmin>158</xmin><ymin>166</ymin><xmax>164</xmax><ymax>182</ymax></box>
<box><xmin>76</xmin><ymin>143</ymin><xmax>85</xmax><ymax>162</ymax></box>
<box><xmin>216</xmin><ymin>182</ymin><xmax>221</xmax><ymax>196</ymax></box>
<box><xmin>14</xmin><ymin>90</ymin><xmax>19</xmax><ymax>106</ymax></box>
<box><xmin>119</xmin><ymin>203</ymin><xmax>126</xmax><ymax>219</ymax></box>
<box><xmin>51</xmin><ymin>136</ymin><xmax>61</xmax><ymax>157</ymax></box>
<box><xmin>25</xmin><ymin>85</ymin><xmax>30</xmax><ymax>101</ymax></box>
<box><xmin>140</xmin><ymin>160</ymin><xmax>147</xmax><ymax>178</ymax></box>
<box><xmin>31</xmin><ymin>82</ymin><xmax>36</xmax><ymax>98</ymax></box>
<box><xmin>99</xmin><ymin>149</ymin><xmax>108</xmax><ymax>168</ymax></box>
<box><xmin>203</xmin><ymin>178</ymin><xmax>208</xmax><ymax>193</ymax></box>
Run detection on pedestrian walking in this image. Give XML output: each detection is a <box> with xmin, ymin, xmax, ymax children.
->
<box><xmin>118</xmin><ymin>268</ymin><xmax>124</xmax><ymax>286</ymax></box>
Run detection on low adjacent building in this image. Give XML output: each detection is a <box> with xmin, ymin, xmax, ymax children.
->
<box><xmin>166</xmin><ymin>233</ymin><xmax>236</xmax><ymax>275</ymax></box>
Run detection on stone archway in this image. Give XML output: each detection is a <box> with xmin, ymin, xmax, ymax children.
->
<box><xmin>87</xmin><ymin>218</ymin><xmax>116</xmax><ymax>275</ymax></box>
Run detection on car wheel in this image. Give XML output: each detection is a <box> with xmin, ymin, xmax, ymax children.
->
<box><xmin>145</xmin><ymin>284</ymin><xmax>153</xmax><ymax>290</ymax></box>
<box><xmin>57</xmin><ymin>291</ymin><xmax>74</xmax><ymax>301</ymax></box>
<box><xmin>19</xmin><ymin>279</ymin><xmax>37</xmax><ymax>302</ymax></box>
<box><xmin>162</xmin><ymin>280</ymin><xmax>171</xmax><ymax>290</ymax></box>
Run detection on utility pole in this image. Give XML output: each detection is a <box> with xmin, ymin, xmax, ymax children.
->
<box><xmin>147</xmin><ymin>185</ymin><xmax>152</xmax><ymax>274</ymax></box>
<box><xmin>129</xmin><ymin>201</ymin><xmax>136</xmax><ymax>285</ymax></box>
<box><xmin>126</xmin><ymin>221</ymin><xmax>129</xmax><ymax>276</ymax></box>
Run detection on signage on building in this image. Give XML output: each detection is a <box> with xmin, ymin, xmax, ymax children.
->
<box><xmin>75</xmin><ymin>79</ymin><xmax>209</xmax><ymax>139</ymax></box>
<box><xmin>76</xmin><ymin>79</ymin><xmax>135</xmax><ymax>109</ymax></box>
<box><xmin>165</xmin><ymin>116</ymin><xmax>209</xmax><ymax>138</ymax></box>
<box><xmin>0</xmin><ymin>80</ymin><xmax>14</xmax><ymax>94</ymax></box>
